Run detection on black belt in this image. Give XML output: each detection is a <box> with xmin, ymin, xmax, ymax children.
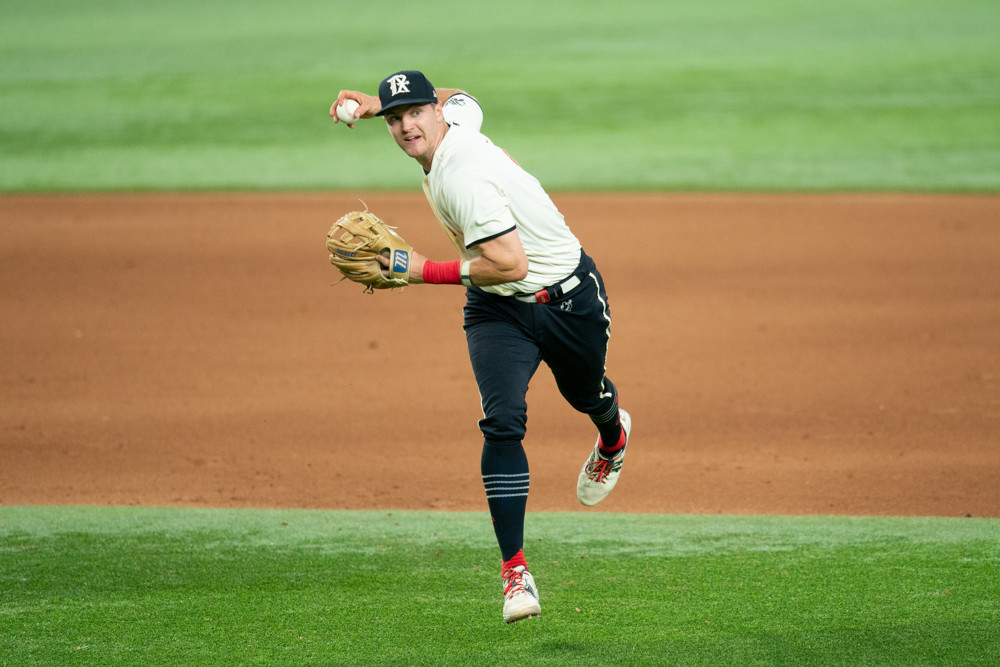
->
<box><xmin>513</xmin><ymin>275</ymin><xmax>582</xmax><ymax>303</ymax></box>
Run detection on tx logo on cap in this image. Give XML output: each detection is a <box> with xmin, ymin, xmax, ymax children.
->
<box><xmin>387</xmin><ymin>74</ymin><xmax>410</xmax><ymax>96</ymax></box>
<box><xmin>375</xmin><ymin>70</ymin><xmax>437</xmax><ymax>116</ymax></box>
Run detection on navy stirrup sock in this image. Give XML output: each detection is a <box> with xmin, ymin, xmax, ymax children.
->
<box><xmin>481</xmin><ymin>440</ymin><xmax>529</xmax><ymax>562</ymax></box>
<box><xmin>591</xmin><ymin>396</ymin><xmax>624</xmax><ymax>459</ymax></box>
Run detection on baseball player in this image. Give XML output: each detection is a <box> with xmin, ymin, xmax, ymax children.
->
<box><xmin>331</xmin><ymin>70</ymin><xmax>632</xmax><ymax>624</ymax></box>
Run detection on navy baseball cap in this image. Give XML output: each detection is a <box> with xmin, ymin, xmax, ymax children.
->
<box><xmin>375</xmin><ymin>70</ymin><xmax>438</xmax><ymax>116</ymax></box>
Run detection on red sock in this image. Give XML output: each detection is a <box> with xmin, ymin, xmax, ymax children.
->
<box><xmin>502</xmin><ymin>549</ymin><xmax>528</xmax><ymax>572</ymax></box>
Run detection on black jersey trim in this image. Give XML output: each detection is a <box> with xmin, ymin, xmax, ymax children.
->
<box><xmin>467</xmin><ymin>225</ymin><xmax>516</xmax><ymax>250</ymax></box>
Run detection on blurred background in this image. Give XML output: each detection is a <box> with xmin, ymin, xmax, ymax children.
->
<box><xmin>1</xmin><ymin>0</ymin><xmax>998</xmax><ymax>193</ymax></box>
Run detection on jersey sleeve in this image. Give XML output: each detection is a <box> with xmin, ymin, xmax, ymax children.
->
<box><xmin>443</xmin><ymin>171</ymin><xmax>516</xmax><ymax>249</ymax></box>
<box><xmin>442</xmin><ymin>93</ymin><xmax>484</xmax><ymax>133</ymax></box>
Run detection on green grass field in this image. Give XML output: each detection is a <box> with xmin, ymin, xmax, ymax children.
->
<box><xmin>2</xmin><ymin>507</ymin><xmax>998</xmax><ymax>666</ymax></box>
<box><xmin>1</xmin><ymin>0</ymin><xmax>998</xmax><ymax>191</ymax></box>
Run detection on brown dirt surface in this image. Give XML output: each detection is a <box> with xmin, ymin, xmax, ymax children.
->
<box><xmin>2</xmin><ymin>193</ymin><xmax>998</xmax><ymax>517</ymax></box>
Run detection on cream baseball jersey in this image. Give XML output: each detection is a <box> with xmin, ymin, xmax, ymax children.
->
<box><xmin>422</xmin><ymin>94</ymin><xmax>582</xmax><ymax>296</ymax></box>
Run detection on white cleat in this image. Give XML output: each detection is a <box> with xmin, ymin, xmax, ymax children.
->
<box><xmin>501</xmin><ymin>565</ymin><xmax>540</xmax><ymax>624</ymax></box>
<box><xmin>577</xmin><ymin>409</ymin><xmax>631</xmax><ymax>506</ymax></box>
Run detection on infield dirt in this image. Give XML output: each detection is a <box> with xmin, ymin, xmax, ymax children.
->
<box><xmin>2</xmin><ymin>193</ymin><xmax>998</xmax><ymax>517</ymax></box>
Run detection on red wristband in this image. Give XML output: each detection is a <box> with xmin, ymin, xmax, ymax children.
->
<box><xmin>422</xmin><ymin>260</ymin><xmax>462</xmax><ymax>285</ymax></box>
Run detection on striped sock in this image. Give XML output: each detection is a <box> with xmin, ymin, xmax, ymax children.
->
<box><xmin>481</xmin><ymin>440</ymin><xmax>529</xmax><ymax>563</ymax></box>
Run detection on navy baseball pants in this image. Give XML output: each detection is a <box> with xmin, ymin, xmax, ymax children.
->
<box><xmin>463</xmin><ymin>250</ymin><xmax>620</xmax><ymax>561</ymax></box>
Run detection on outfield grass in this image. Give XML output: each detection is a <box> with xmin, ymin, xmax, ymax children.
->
<box><xmin>1</xmin><ymin>507</ymin><xmax>998</xmax><ymax>666</ymax></box>
<box><xmin>1</xmin><ymin>0</ymin><xmax>998</xmax><ymax>192</ymax></box>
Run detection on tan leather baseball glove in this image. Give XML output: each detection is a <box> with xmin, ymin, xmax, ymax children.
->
<box><xmin>326</xmin><ymin>208</ymin><xmax>413</xmax><ymax>291</ymax></box>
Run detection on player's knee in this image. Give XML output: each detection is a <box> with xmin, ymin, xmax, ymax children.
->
<box><xmin>478</xmin><ymin>410</ymin><xmax>527</xmax><ymax>443</ymax></box>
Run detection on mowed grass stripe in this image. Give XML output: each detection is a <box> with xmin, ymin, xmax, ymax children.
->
<box><xmin>2</xmin><ymin>507</ymin><xmax>998</xmax><ymax>665</ymax></box>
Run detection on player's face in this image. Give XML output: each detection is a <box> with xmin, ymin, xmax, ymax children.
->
<box><xmin>384</xmin><ymin>103</ymin><xmax>445</xmax><ymax>169</ymax></box>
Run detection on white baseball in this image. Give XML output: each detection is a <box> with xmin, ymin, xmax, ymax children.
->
<box><xmin>336</xmin><ymin>99</ymin><xmax>360</xmax><ymax>124</ymax></box>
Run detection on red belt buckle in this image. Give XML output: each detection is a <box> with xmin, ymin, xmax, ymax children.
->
<box><xmin>535</xmin><ymin>288</ymin><xmax>550</xmax><ymax>304</ymax></box>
